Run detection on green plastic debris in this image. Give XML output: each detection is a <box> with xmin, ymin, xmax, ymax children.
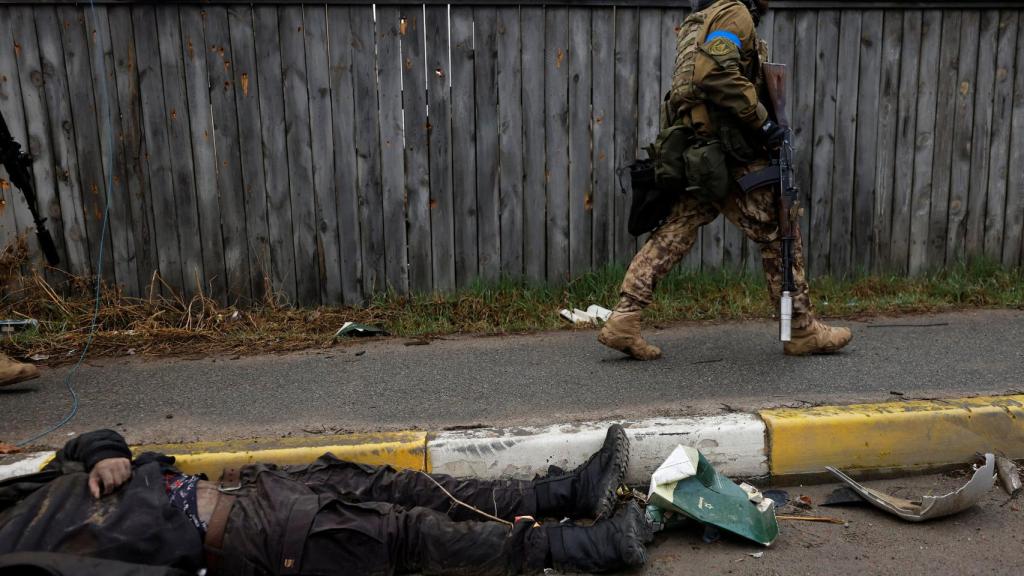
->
<box><xmin>647</xmin><ymin>445</ymin><xmax>778</xmax><ymax>546</ymax></box>
<box><xmin>334</xmin><ymin>322</ymin><xmax>389</xmax><ymax>339</ymax></box>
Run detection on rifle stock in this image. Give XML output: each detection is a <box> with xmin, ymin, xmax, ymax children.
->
<box><xmin>762</xmin><ymin>63</ymin><xmax>789</xmax><ymax>128</ymax></box>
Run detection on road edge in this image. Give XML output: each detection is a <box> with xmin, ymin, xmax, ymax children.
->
<box><xmin>3</xmin><ymin>394</ymin><xmax>1022</xmax><ymax>483</ymax></box>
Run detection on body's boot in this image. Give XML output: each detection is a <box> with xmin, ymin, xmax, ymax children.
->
<box><xmin>784</xmin><ymin>320</ymin><xmax>852</xmax><ymax>356</ymax></box>
<box><xmin>533</xmin><ymin>425</ymin><xmax>630</xmax><ymax>520</ymax></box>
<box><xmin>543</xmin><ymin>501</ymin><xmax>653</xmax><ymax>574</ymax></box>
<box><xmin>0</xmin><ymin>352</ymin><xmax>39</xmax><ymax>387</ymax></box>
<box><xmin>598</xmin><ymin>310</ymin><xmax>661</xmax><ymax>360</ymax></box>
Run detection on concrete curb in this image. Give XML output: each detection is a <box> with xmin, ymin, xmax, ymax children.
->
<box><xmin>2</xmin><ymin>395</ymin><xmax>1022</xmax><ymax>484</ymax></box>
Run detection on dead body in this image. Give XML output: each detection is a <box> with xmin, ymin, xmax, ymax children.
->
<box><xmin>0</xmin><ymin>427</ymin><xmax>650</xmax><ymax>576</ymax></box>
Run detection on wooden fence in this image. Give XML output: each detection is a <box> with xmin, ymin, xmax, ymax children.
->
<box><xmin>0</xmin><ymin>1</ymin><xmax>1022</xmax><ymax>306</ymax></box>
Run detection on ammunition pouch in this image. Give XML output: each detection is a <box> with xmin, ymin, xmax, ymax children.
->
<box><xmin>682</xmin><ymin>139</ymin><xmax>731</xmax><ymax>203</ymax></box>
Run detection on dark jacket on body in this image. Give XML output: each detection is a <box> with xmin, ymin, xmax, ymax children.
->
<box><xmin>0</xmin><ymin>430</ymin><xmax>202</xmax><ymax>576</ymax></box>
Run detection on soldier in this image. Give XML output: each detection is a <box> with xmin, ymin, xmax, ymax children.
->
<box><xmin>599</xmin><ymin>0</ymin><xmax>852</xmax><ymax>360</ymax></box>
<box><xmin>0</xmin><ymin>351</ymin><xmax>39</xmax><ymax>387</ymax></box>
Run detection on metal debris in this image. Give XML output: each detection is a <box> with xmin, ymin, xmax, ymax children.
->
<box><xmin>825</xmin><ymin>454</ymin><xmax>996</xmax><ymax>522</ymax></box>
<box><xmin>995</xmin><ymin>456</ymin><xmax>1022</xmax><ymax>498</ymax></box>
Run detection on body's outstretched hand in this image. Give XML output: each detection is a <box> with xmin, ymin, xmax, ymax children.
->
<box><xmin>88</xmin><ymin>457</ymin><xmax>132</xmax><ymax>498</ymax></box>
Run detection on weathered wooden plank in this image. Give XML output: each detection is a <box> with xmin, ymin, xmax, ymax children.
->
<box><xmin>0</xmin><ymin>8</ymin><xmax>25</xmax><ymax>253</ymax></box>
<box><xmin>474</xmin><ymin>6</ymin><xmax>501</xmax><ymax>283</ymax></box>
<box><xmin>908</xmin><ymin>10</ymin><xmax>942</xmax><ymax>276</ymax></box>
<box><xmin>852</xmin><ymin>10</ymin><xmax>883</xmax><ymax>274</ymax></box>
<box><xmin>106</xmin><ymin>6</ymin><xmax>158</xmax><ymax>294</ymax></box>
<box><xmin>400</xmin><ymin>4</ymin><xmax>433</xmax><ymax>292</ymax></box>
<box><xmin>227</xmin><ymin>5</ymin><xmax>274</xmax><ymax>301</ymax></box>
<box><xmin>57</xmin><ymin>5</ymin><xmax>118</xmax><ymax>285</ymax></box>
<box><xmin>131</xmin><ymin>5</ymin><xmax>182</xmax><ymax>289</ymax></box>
<box><xmin>791</xmin><ymin>10</ymin><xmax>817</xmax><ymax>265</ymax></box>
<box><xmin>9</xmin><ymin>6</ymin><xmax>70</xmax><ymax>273</ymax></box>
<box><xmin>759</xmin><ymin>7</ymin><xmax>775</xmax><ymax>53</ymax></box>
<box><xmin>945</xmin><ymin>11</ymin><xmax>980</xmax><ymax>263</ymax></box>
<box><xmin>808</xmin><ymin>10</ymin><xmax>839</xmax><ymax>277</ymax></box>
<box><xmin>449</xmin><ymin>7</ymin><xmax>477</xmax><ymax>288</ymax></box>
<box><xmin>637</xmin><ymin>9</ymin><xmax>661</xmax><ymax>254</ymax></box>
<box><xmin>872</xmin><ymin>10</ymin><xmax>902</xmax><ymax>272</ymax></box>
<box><xmin>591</xmin><ymin>7</ymin><xmax>614</xmax><ymax>271</ymax></box>
<box><xmin>325</xmin><ymin>5</ymin><xmax>363</xmax><ymax>303</ymax></box>
<box><xmin>889</xmin><ymin>10</ymin><xmax>922</xmax><ymax>274</ymax></box>
<box><xmin>425</xmin><ymin>5</ymin><xmax>455</xmax><ymax>291</ymax></box>
<box><xmin>1003</xmin><ymin>12</ymin><xmax>1024</xmax><ymax>267</ymax></box>
<box><xmin>85</xmin><ymin>5</ymin><xmax>141</xmax><ymax>294</ymax></box>
<box><xmin>964</xmin><ymin>10</ymin><xmax>999</xmax><ymax>258</ymax></box>
<box><xmin>614</xmin><ymin>6</ymin><xmax>639</xmax><ymax>266</ymax></box>
<box><xmin>278</xmin><ymin>5</ymin><xmax>320</xmax><ymax>305</ymax></box>
<box><xmin>497</xmin><ymin>6</ymin><xmax>524</xmax><ymax>278</ymax></box>
<box><xmin>156</xmin><ymin>3</ymin><xmax>204</xmax><ymax>296</ymax></box>
<box><xmin>303</xmin><ymin>5</ymin><xmax>342</xmax><ymax>304</ymax></box>
<box><xmin>545</xmin><ymin>7</ymin><xmax>570</xmax><ymax>283</ymax></box>
<box><xmin>253</xmin><ymin>6</ymin><xmax>297</xmax><ymax>300</ymax></box>
<box><xmin>829</xmin><ymin>11</ymin><xmax>860</xmax><ymax>277</ymax></box>
<box><xmin>521</xmin><ymin>7</ymin><xmax>545</xmax><ymax>282</ymax></box>
<box><xmin>204</xmin><ymin>6</ymin><xmax>252</xmax><ymax>302</ymax></box>
<box><xmin>982</xmin><ymin>11</ymin><xmax>1019</xmax><ymax>261</ymax></box>
<box><xmin>376</xmin><ymin>6</ymin><xmax>409</xmax><ymax>294</ymax></box>
<box><xmin>569</xmin><ymin>7</ymin><xmax>592</xmax><ymax>276</ymax></box>
<box><xmin>179</xmin><ymin>6</ymin><xmax>226</xmax><ymax>301</ymax></box>
<box><xmin>926</xmin><ymin>10</ymin><xmax>961</xmax><ymax>269</ymax></box>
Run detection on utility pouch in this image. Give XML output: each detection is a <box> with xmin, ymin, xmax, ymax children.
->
<box><xmin>683</xmin><ymin>140</ymin><xmax>732</xmax><ymax>203</ymax></box>
<box><xmin>650</xmin><ymin>123</ymin><xmax>691</xmax><ymax>194</ymax></box>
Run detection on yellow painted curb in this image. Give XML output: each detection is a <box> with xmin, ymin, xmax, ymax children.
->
<box><xmin>762</xmin><ymin>395</ymin><xmax>1024</xmax><ymax>477</ymax></box>
<box><xmin>135</xmin><ymin>431</ymin><xmax>429</xmax><ymax>478</ymax></box>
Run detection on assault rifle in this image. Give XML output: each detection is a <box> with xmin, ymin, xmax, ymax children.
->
<box><xmin>0</xmin><ymin>109</ymin><xmax>59</xmax><ymax>265</ymax></box>
<box><xmin>736</xmin><ymin>63</ymin><xmax>797</xmax><ymax>342</ymax></box>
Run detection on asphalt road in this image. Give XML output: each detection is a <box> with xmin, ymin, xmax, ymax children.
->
<box><xmin>1</xmin><ymin>309</ymin><xmax>1022</xmax><ymax>447</ymax></box>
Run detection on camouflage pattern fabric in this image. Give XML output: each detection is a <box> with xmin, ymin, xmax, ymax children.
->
<box><xmin>617</xmin><ymin>159</ymin><xmax>814</xmax><ymax>332</ymax></box>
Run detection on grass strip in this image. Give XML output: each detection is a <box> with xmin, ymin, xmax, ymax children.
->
<box><xmin>2</xmin><ymin>249</ymin><xmax>1021</xmax><ymax>363</ymax></box>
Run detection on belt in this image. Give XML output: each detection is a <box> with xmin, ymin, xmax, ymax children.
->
<box><xmin>204</xmin><ymin>467</ymin><xmax>240</xmax><ymax>575</ymax></box>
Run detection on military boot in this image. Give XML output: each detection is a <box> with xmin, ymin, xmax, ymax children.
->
<box><xmin>543</xmin><ymin>501</ymin><xmax>653</xmax><ymax>573</ymax></box>
<box><xmin>598</xmin><ymin>310</ymin><xmax>662</xmax><ymax>360</ymax></box>
<box><xmin>533</xmin><ymin>424</ymin><xmax>630</xmax><ymax>520</ymax></box>
<box><xmin>0</xmin><ymin>352</ymin><xmax>40</xmax><ymax>387</ymax></box>
<box><xmin>783</xmin><ymin>320</ymin><xmax>853</xmax><ymax>356</ymax></box>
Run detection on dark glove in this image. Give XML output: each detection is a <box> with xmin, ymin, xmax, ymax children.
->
<box><xmin>759</xmin><ymin>119</ymin><xmax>786</xmax><ymax>147</ymax></box>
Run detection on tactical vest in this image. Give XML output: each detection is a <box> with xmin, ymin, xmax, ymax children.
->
<box><xmin>669</xmin><ymin>9</ymin><xmax>710</xmax><ymax>127</ymax></box>
<box><xmin>668</xmin><ymin>0</ymin><xmax>766</xmax><ymax>136</ymax></box>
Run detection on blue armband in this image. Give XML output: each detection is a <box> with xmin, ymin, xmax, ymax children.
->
<box><xmin>705</xmin><ymin>30</ymin><xmax>741</xmax><ymax>48</ymax></box>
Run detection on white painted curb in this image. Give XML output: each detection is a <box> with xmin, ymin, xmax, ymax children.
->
<box><xmin>428</xmin><ymin>414</ymin><xmax>768</xmax><ymax>485</ymax></box>
<box><xmin>0</xmin><ymin>451</ymin><xmax>54</xmax><ymax>482</ymax></box>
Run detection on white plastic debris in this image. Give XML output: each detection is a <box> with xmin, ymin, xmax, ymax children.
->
<box><xmin>559</xmin><ymin>304</ymin><xmax>613</xmax><ymax>326</ymax></box>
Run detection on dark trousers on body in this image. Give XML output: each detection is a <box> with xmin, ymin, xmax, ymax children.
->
<box><xmin>220</xmin><ymin>455</ymin><xmax>548</xmax><ymax>576</ymax></box>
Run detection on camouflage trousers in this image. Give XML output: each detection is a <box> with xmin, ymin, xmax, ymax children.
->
<box><xmin>618</xmin><ymin>161</ymin><xmax>814</xmax><ymax>331</ymax></box>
